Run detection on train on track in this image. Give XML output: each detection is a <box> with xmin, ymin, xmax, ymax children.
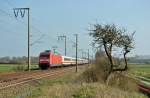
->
<box><xmin>39</xmin><ymin>50</ymin><xmax>88</xmax><ymax>69</ymax></box>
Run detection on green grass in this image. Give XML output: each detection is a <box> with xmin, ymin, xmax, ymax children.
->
<box><xmin>0</xmin><ymin>64</ymin><xmax>39</xmax><ymax>73</ymax></box>
<box><xmin>0</xmin><ymin>64</ymin><xmax>15</xmax><ymax>72</ymax></box>
<box><xmin>129</xmin><ymin>64</ymin><xmax>150</xmax><ymax>77</ymax></box>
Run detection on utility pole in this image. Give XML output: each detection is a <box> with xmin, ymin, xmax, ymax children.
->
<box><xmin>88</xmin><ymin>49</ymin><xmax>89</xmax><ymax>66</ymax></box>
<box><xmin>75</xmin><ymin>34</ymin><xmax>78</xmax><ymax>72</ymax></box>
<box><xmin>14</xmin><ymin>8</ymin><xmax>31</xmax><ymax>71</ymax></box>
<box><xmin>78</xmin><ymin>49</ymin><xmax>83</xmax><ymax>58</ymax></box>
<box><xmin>91</xmin><ymin>54</ymin><xmax>94</xmax><ymax>64</ymax></box>
<box><xmin>82</xmin><ymin>51</ymin><xmax>84</xmax><ymax>58</ymax></box>
<box><xmin>58</xmin><ymin>35</ymin><xmax>67</xmax><ymax>56</ymax></box>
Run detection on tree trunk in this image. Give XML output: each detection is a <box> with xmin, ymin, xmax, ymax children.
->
<box><xmin>109</xmin><ymin>43</ymin><xmax>113</xmax><ymax>71</ymax></box>
<box><xmin>123</xmin><ymin>52</ymin><xmax>128</xmax><ymax>70</ymax></box>
<box><xmin>113</xmin><ymin>52</ymin><xmax>128</xmax><ymax>71</ymax></box>
<box><xmin>103</xmin><ymin>43</ymin><xmax>113</xmax><ymax>73</ymax></box>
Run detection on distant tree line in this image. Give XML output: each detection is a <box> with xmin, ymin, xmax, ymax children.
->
<box><xmin>128</xmin><ymin>57</ymin><xmax>150</xmax><ymax>64</ymax></box>
<box><xmin>0</xmin><ymin>56</ymin><xmax>38</xmax><ymax>64</ymax></box>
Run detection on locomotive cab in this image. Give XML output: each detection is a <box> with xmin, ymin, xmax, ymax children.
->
<box><xmin>39</xmin><ymin>50</ymin><xmax>51</xmax><ymax>69</ymax></box>
<box><xmin>39</xmin><ymin>50</ymin><xmax>62</xmax><ymax>69</ymax></box>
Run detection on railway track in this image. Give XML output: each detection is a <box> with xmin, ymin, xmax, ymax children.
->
<box><xmin>0</xmin><ymin>66</ymin><xmax>88</xmax><ymax>98</ymax></box>
<box><xmin>0</xmin><ymin>65</ymin><xmax>84</xmax><ymax>98</ymax></box>
<box><xmin>137</xmin><ymin>76</ymin><xmax>150</xmax><ymax>96</ymax></box>
<box><xmin>127</xmin><ymin>73</ymin><xmax>150</xmax><ymax>96</ymax></box>
<box><xmin>0</xmin><ymin>66</ymin><xmax>76</xmax><ymax>90</ymax></box>
<box><xmin>0</xmin><ymin>69</ymin><xmax>59</xmax><ymax>88</ymax></box>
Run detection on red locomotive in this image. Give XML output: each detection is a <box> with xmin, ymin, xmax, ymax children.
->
<box><xmin>39</xmin><ymin>50</ymin><xmax>88</xmax><ymax>69</ymax></box>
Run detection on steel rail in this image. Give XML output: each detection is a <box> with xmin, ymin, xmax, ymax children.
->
<box><xmin>125</xmin><ymin>73</ymin><xmax>150</xmax><ymax>95</ymax></box>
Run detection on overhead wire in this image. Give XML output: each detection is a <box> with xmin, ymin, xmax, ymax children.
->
<box><xmin>1</xmin><ymin>0</ymin><xmax>48</xmax><ymax>43</ymax></box>
<box><xmin>0</xmin><ymin>8</ymin><xmax>27</xmax><ymax>35</ymax></box>
<box><xmin>2</xmin><ymin>0</ymin><xmax>92</xmax><ymax>57</ymax></box>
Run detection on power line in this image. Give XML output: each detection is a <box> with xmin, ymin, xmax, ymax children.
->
<box><xmin>0</xmin><ymin>8</ymin><xmax>46</xmax><ymax>45</ymax></box>
<box><xmin>4</xmin><ymin>0</ymin><xmax>49</xmax><ymax>37</ymax></box>
<box><xmin>1</xmin><ymin>2</ymin><xmax>92</xmax><ymax>59</ymax></box>
<box><xmin>0</xmin><ymin>9</ymin><xmax>28</xmax><ymax>35</ymax></box>
<box><xmin>0</xmin><ymin>8</ymin><xmax>15</xmax><ymax>19</ymax></box>
<box><xmin>2</xmin><ymin>1</ymin><xmax>87</xmax><ymax>53</ymax></box>
<box><xmin>0</xmin><ymin>8</ymin><xmax>28</xmax><ymax>31</ymax></box>
<box><xmin>2</xmin><ymin>0</ymin><xmax>63</xmax><ymax>40</ymax></box>
<box><xmin>2</xmin><ymin>0</ymin><xmax>45</xmax><ymax>35</ymax></box>
<box><xmin>0</xmin><ymin>8</ymin><xmax>39</xmax><ymax>34</ymax></box>
<box><xmin>31</xmin><ymin>34</ymin><xmax>45</xmax><ymax>46</ymax></box>
<box><xmin>3</xmin><ymin>0</ymin><xmax>16</xmax><ymax>8</ymax></box>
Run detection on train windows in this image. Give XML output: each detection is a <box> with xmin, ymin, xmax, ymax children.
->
<box><xmin>64</xmin><ymin>58</ymin><xmax>71</xmax><ymax>61</ymax></box>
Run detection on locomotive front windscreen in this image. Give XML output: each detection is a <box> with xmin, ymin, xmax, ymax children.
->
<box><xmin>40</xmin><ymin>54</ymin><xmax>49</xmax><ymax>58</ymax></box>
<box><xmin>39</xmin><ymin>54</ymin><xmax>50</xmax><ymax>63</ymax></box>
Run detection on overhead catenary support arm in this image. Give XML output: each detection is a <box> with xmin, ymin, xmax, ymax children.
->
<box><xmin>58</xmin><ymin>35</ymin><xmax>67</xmax><ymax>56</ymax></box>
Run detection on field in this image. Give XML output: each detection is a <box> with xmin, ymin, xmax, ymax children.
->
<box><xmin>0</xmin><ymin>63</ymin><xmax>149</xmax><ymax>77</ymax></box>
<box><xmin>129</xmin><ymin>64</ymin><xmax>150</xmax><ymax>77</ymax></box>
<box><xmin>0</xmin><ymin>64</ymin><xmax>39</xmax><ymax>73</ymax></box>
<box><xmin>0</xmin><ymin>64</ymin><xmax>149</xmax><ymax>78</ymax></box>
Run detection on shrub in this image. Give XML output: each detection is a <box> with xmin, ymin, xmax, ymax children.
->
<box><xmin>77</xmin><ymin>56</ymin><xmax>110</xmax><ymax>83</ymax></box>
<box><xmin>79</xmin><ymin>66</ymin><xmax>98</xmax><ymax>83</ymax></box>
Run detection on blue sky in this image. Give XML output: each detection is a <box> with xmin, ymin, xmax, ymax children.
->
<box><xmin>0</xmin><ymin>0</ymin><xmax>150</xmax><ymax>57</ymax></box>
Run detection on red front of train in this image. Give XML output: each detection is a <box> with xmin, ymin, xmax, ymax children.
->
<box><xmin>39</xmin><ymin>50</ymin><xmax>62</xmax><ymax>69</ymax></box>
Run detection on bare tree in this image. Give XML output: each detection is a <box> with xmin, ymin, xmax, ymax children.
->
<box><xmin>90</xmin><ymin>24</ymin><xmax>134</xmax><ymax>73</ymax></box>
<box><xmin>115</xmin><ymin>32</ymin><xmax>134</xmax><ymax>71</ymax></box>
<box><xmin>90</xmin><ymin>24</ymin><xmax>120</xmax><ymax>73</ymax></box>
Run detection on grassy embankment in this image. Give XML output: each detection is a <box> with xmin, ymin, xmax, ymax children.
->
<box><xmin>25</xmin><ymin>65</ymin><xmax>147</xmax><ymax>98</ymax></box>
<box><xmin>0</xmin><ymin>64</ymin><xmax>149</xmax><ymax>97</ymax></box>
<box><xmin>0</xmin><ymin>64</ymin><xmax>39</xmax><ymax>73</ymax></box>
